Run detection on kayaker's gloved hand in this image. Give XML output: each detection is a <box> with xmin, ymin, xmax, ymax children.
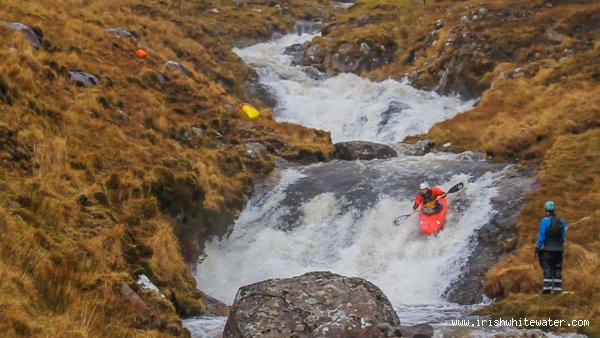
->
<box><xmin>424</xmin><ymin>200</ymin><xmax>437</xmax><ymax>208</ymax></box>
<box><xmin>413</xmin><ymin>204</ymin><xmax>419</xmax><ymax>211</ymax></box>
<box><xmin>535</xmin><ymin>247</ymin><xmax>541</xmax><ymax>259</ymax></box>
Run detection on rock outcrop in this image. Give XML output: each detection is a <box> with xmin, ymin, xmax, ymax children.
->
<box><xmin>106</xmin><ymin>27</ymin><xmax>136</xmax><ymax>39</ymax></box>
<box><xmin>403</xmin><ymin>140</ymin><xmax>436</xmax><ymax>156</ymax></box>
<box><xmin>1</xmin><ymin>21</ymin><xmax>41</xmax><ymax>48</ymax></box>
<box><xmin>224</xmin><ymin>271</ymin><xmax>400</xmax><ymax>337</ymax></box>
<box><xmin>68</xmin><ymin>71</ymin><xmax>100</xmax><ymax>87</ymax></box>
<box><xmin>164</xmin><ymin>61</ymin><xmax>191</xmax><ymax>77</ymax></box>
<box><xmin>333</xmin><ymin>141</ymin><xmax>398</xmax><ymax>161</ymax></box>
<box><xmin>300</xmin><ymin>36</ymin><xmax>397</xmax><ymax>75</ymax></box>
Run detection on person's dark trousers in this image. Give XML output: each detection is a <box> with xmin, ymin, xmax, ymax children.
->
<box><xmin>540</xmin><ymin>250</ymin><xmax>563</xmax><ymax>294</ymax></box>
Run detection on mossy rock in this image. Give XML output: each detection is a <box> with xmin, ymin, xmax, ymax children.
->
<box><xmin>166</xmin><ymin>289</ymin><xmax>205</xmax><ymax>318</ymax></box>
<box><xmin>149</xmin><ymin>167</ymin><xmax>204</xmax><ymax>217</ymax></box>
<box><xmin>122</xmin><ymin>230</ymin><xmax>154</xmax><ymax>275</ymax></box>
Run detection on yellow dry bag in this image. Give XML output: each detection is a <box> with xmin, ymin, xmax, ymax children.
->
<box><xmin>241</xmin><ymin>104</ymin><xmax>260</xmax><ymax>119</ymax></box>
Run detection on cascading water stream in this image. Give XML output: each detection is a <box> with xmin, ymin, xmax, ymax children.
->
<box><xmin>183</xmin><ymin>30</ymin><xmax>583</xmax><ymax>338</ymax></box>
<box><xmin>196</xmin><ymin>156</ymin><xmax>500</xmax><ymax>307</ymax></box>
<box><xmin>234</xmin><ymin>33</ymin><xmax>474</xmax><ymax>143</ymax></box>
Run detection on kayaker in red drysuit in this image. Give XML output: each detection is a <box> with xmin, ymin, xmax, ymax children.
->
<box><xmin>413</xmin><ymin>182</ymin><xmax>446</xmax><ymax>215</ymax></box>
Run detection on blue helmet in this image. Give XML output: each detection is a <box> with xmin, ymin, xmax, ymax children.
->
<box><xmin>544</xmin><ymin>200</ymin><xmax>555</xmax><ymax>211</ymax></box>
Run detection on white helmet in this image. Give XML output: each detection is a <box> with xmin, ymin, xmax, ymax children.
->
<box><xmin>420</xmin><ymin>182</ymin><xmax>429</xmax><ymax>190</ymax></box>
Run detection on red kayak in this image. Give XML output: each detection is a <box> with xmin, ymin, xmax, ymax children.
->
<box><xmin>419</xmin><ymin>196</ymin><xmax>448</xmax><ymax>235</ymax></box>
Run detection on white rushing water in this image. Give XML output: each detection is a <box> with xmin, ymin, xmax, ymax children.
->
<box><xmin>195</xmin><ymin>32</ymin><xmax>483</xmax><ymax>309</ymax></box>
<box><xmin>185</xmin><ymin>32</ymin><xmax>581</xmax><ymax>338</ymax></box>
<box><xmin>196</xmin><ymin>155</ymin><xmax>499</xmax><ymax>306</ymax></box>
<box><xmin>234</xmin><ymin>34</ymin><xmax>475</xmax><ymax>143</ymax></box>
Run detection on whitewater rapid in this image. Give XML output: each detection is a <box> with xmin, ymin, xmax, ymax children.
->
<box><xmin>234</xmin><ymin>33</ymin><xmax>474</xmax><ymax>143</ymax></box>
<box><xmin>196</xmin><ymin>155</ymin><xmax>503</xmax><ymax>307</ymax></box>
<box><xmin>184</xmin><ymin>31</ymin><xmax>551</xmax><ymax>338</ymax></box>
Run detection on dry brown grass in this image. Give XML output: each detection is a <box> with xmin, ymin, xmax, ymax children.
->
<box><xmin>1</xmin><ymin>0</ymin><xmax>334</xmax><ymax>336</ymax></box>
<box><xmin>424</xmin><ymin>42</ymin><xmax>600</xmax><ymax>161</ymax></box>
<box><xmin>483</xmin><ymin>130</ymin><xmax>600</xmax><ymax>335</ymax></box>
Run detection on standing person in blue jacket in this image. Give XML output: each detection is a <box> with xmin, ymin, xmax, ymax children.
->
<box><xmin>535</xmin><ymin>201</ymin><xmax>567</xmax><ymax>295</ymax></box>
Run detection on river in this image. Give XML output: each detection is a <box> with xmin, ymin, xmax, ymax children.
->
<box><xmin>183</xmin><ymin>30</ymin><xmax>584</xmax><ymax>338</ymax></box>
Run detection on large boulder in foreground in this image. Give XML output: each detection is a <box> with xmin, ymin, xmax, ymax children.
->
<box><xmin>223</xmin><ymin>271</ymin><xmax>400</xmax><ymax>337</ymax></box>
<box><xmin>333</xmin><ymin>141</ymin><xmax>398</xmax><ymax>161</ymax></box>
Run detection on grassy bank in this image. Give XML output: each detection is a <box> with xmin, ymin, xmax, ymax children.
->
<box><xmin>0</xmin><ymin>0</ymin><xmax>334</xmax><ymax>336</ymax></box>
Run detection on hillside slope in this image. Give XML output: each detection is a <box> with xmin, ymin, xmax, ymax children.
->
<box><xmin>2</xmin><ymin>0</ymin><xmax>599</xmax><ymax>336</ymax></box>
<box><xmin>0</xmin><ymin>0</ymin><xmax>335</xmax><ymax>336</ymax></box>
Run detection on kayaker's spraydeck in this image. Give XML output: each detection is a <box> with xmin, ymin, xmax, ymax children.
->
<box><xmin>419</xmin><ymin>197</ymin><xmax>448</xmax><ymax>235</ymax></box>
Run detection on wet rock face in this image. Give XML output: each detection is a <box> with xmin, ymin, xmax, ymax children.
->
<box><xmin>444</xmin><ymin>168</ymin><xmax>538</xmax><ymax>304</ymax></box>
<box><xmin>284</xmin><ymin>42</ymin><xmax>307</xmax><ymax>66</ymax></box>
<box><xmin>244</xmin><ymin>80</ymin><xmax>277</xmax><ymax>108</ymax></box>
<box><xmin>301</xmin><ymin>37</ymin><xmax>397</xmax><ymax>74</ymax></box>
<box><xmin>294</xmin><ymin>21</ymin><xmax>322</xmax><ymax>36</ymax></box>
<box><xmin>199</xmin><ymin>290</ymin><xmax>230</xmax><ymax>317</ymax></box>
<box><xmin>223</xmin><ymin>271</ymin><xmax>400</xmax><ymax>338</ymax></box>
<box><xmin>333</xmin><ymin>141</ymin><xmax>398</xmax><ymax>161</ymax></box>
<box><xmin>404</xmin><ymin>140</ymin><xmax>436</xmax><ymax>156</ymax></box>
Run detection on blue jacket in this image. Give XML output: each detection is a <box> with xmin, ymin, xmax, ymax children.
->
<box><xmin>536</xmin><ymin>216</ymin><xmax>566</xmax><ymax>251</ymax></box>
